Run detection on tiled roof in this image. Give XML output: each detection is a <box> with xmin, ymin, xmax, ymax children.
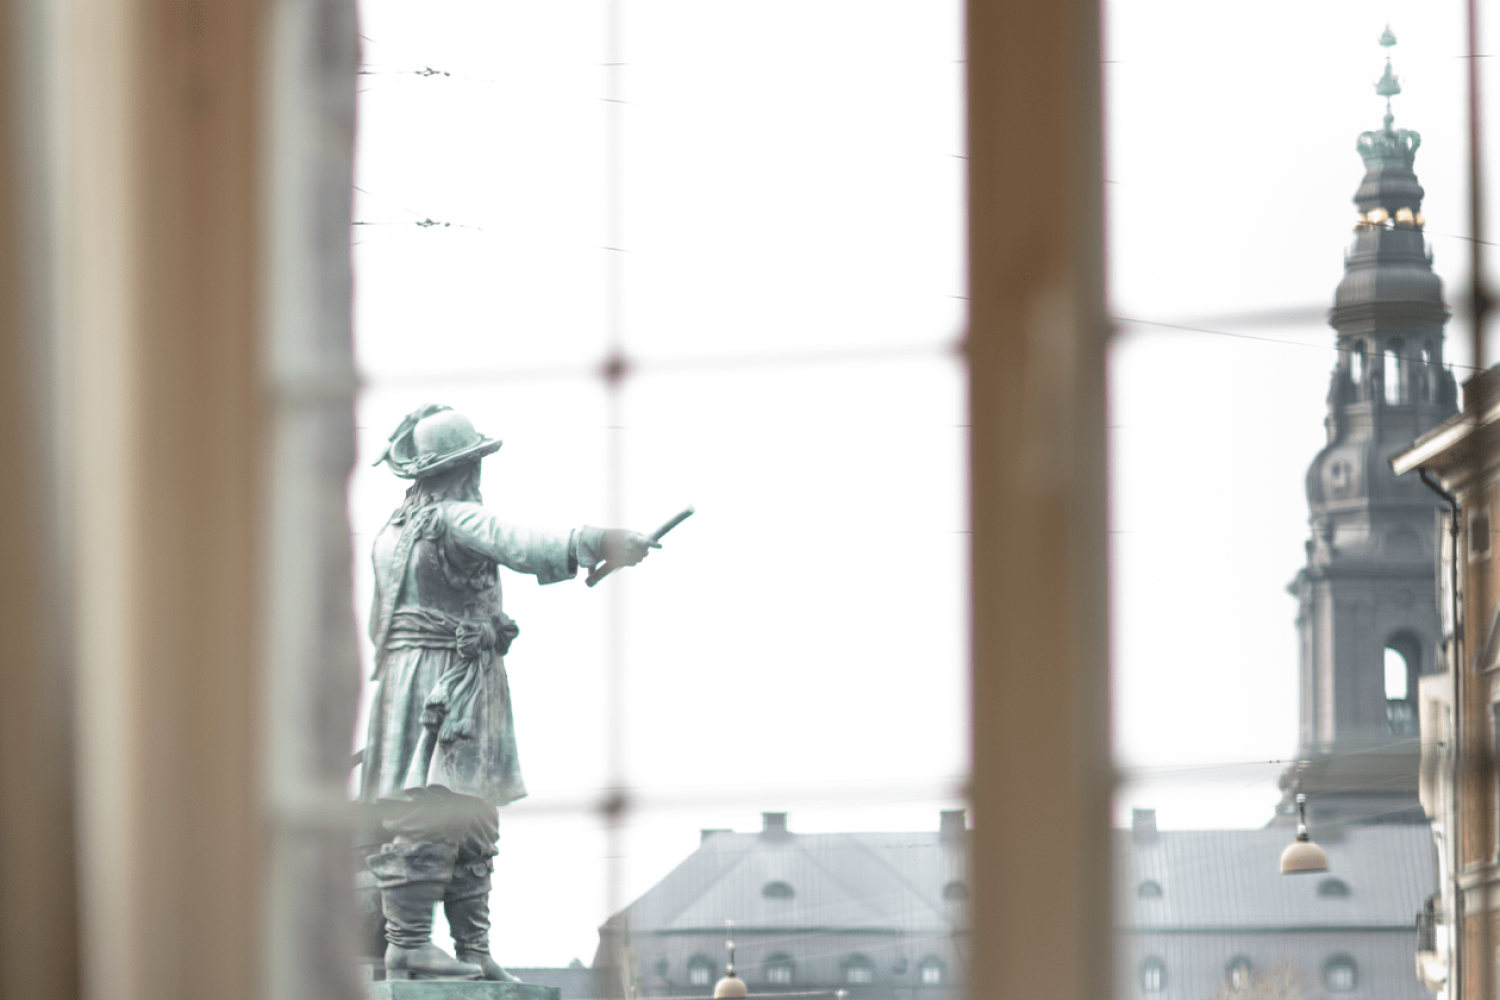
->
<box><xmin>1117</xmin><ymin>825</ymin><xmax>1435</xmax><ymax>930</ymax></box>
<box><xmin>612</xmin><ymin>829</ymin><xmax>967</xmax><ymax>934</ymax></box>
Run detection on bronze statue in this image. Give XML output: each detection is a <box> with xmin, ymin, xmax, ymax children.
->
<box><xmin>359</xmin><ymin>403</ymin><xmax>658</xmax><ymax>981</ymax></box>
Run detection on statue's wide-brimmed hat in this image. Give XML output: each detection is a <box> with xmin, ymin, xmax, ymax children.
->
<box><xmin>374</xmin><ymin>404</ymin><xmax>503</xmax><ymax>479</ymax></box>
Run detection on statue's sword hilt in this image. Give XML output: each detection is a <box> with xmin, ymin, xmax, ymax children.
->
<box><xmin>586</xmin><ymin>505</ymin><xmax>694</xmax><ymax>588</ymax></box>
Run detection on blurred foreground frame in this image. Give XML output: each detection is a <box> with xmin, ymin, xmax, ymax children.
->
<box><xmin>0</xmin><ymin>2</ymin><xmax>1108</xmax><ymax>1000</ymax></box>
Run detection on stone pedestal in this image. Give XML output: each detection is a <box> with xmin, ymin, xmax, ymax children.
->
<box><xmin>370</xmin><ymin>983</ymin><xmax>560</xmax><ymax>1000</ymax></box>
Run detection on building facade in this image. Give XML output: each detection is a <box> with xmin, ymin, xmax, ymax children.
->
<box><xmin>1118</xmin><ymin>809</ymin><xmax>1435</xmax><ymax>1000</ymax></box>
<box><xmin>594</xmin><ymin>811</ymin><xmax>967</xmax><ymax>999</ymax></box>
<box><xmin>1393</xmin><ymin>366</ymin><xmax>1500</xmax><ymax>1000</ymax></box>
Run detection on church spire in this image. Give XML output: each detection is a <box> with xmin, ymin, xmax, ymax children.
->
<box><xmin>1284</xmin><ymin>28</ymin><xmax>1458</xmax><ymax>828</ymax></box>
<box><xmin>1376</xmin><ymin>25</ymin><xmax>1401</xmax><ymax>98</ymax></box>
<box><xmin>1354</xmin><ymin>27</ymin><xmax>1423</xmax><ymax>222</ymax></box>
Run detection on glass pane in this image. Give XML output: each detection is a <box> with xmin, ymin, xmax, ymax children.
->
<box><xmin>617</xmin><ymin>4</ymin><xmax>965</xmax><ymax>363</ymax></box>
<box><xmin>351</xmin><ymin>378</ymin><xmax>616</xmax><ymax>795</ymax></box>
<box><xmin>355</xmin><ymin>4</ymin><xmax>610</xmax><ymax>380</ymax></box>
<box><xmin>617</xmin><ymin>358</ymin><xmax>969</xmax><ymax>792</ymax></box>
<box><xmin>350</xmin><ymin>1</ymin><xmax>967</xmax><ymax>993</ymax></box>
<box><xmin>1108</xmin><ymin>3</ymin><xmax>1481</xmax><ymax>998</ymax></box>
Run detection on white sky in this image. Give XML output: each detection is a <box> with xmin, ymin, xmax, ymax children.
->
<box><xmin>350</xmin><ymin>0</ymin><xmax>1500</xmax><ymax>967</ymax></box>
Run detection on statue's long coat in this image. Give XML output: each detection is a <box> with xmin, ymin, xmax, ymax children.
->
<box><xmin>359</xmin><ymin>499</ymin><xmax>578</xmax><ymax>808</ymax></box>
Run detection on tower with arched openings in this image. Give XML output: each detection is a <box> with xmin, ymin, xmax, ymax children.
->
<box><xmin>1286</xmin><ymin>33</ymin><xmax>1458</xmax><ymax>828</ymax></box>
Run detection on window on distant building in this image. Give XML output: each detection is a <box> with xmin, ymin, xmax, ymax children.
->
<box><xmin>1317</xmin><ymin>877</ymin><xmax>1351</xmax><ymax>898</ymax></box>
<box><xmin>688</xmin><ymin>956</ymin><xmax>715</xmax><ymax>987</ymax></box>
<box><xmin>1471</xmin><ymin>507</ymin><xmax>1491</xmax><ymax>557</ymax></box>
<box><xmin>1385</xmin><ymin>647</ymin><xmax>1410</xmax><ymax>701</ymax></box>
<box><xmin>845</xmin><ymin>955</ymin><xmax>875</xmax><ymax>984</ymax></box>
<box><xmin>764</xmin><ymin>953</ymin><xmax>794</xmax><ymax>984</ymax></box>
<box><xmin>918</xmin><ymin>956</ymin><xmax>946</xmax><ymax>984</ymax></box>
<box><xmin>1324</xmin><ymin>956</ymin><xmax>1356</xmax><ymax>992</ymax></box>
<box><xmin>1142</xmin><ymin>957</ymin><xmax>1166</xmax><ymax>992</ymax></box>
<box><xmin>1351</xmin><ymin>340</ymin><xmax>1366</xmax><ymax>396</ymax></box>
<box><xmin>1385</xmin><ymin>339</ymin><xmax>1406</xmax><ymax>404</ymax></box>
<box><xmin>1136</xmin><ymin>880</ymin><xmax>1162</xmax><ymax>898</ymax></box>
<box><xmin>1384</xmin><ymin>633</ymin><xmax>1421</xmax><ymax>735</ymax></box>
<box><xmin>1227</xmin><ymin>956</ymin><xmax>1252</xmax><ymax>988</ymax></box>
<box><xmin>762</xmin><ymin>880</ymin><xmax>795</xmax><ymax>900</ymax></box>
<box><xmin>942</xmin><ymin>880</ymin><xmax>968</xmax><ymax>901</ymax></box>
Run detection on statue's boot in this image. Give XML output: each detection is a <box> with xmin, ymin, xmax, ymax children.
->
<box><xmin>370</xmin><ymin>840</ymin><xmax>483</xmax><ymax>981</ymax></box>
<box><xmin>447</xmin><ymin>865</ymin><xmax>522</xmax><ymax>982</ymax></box>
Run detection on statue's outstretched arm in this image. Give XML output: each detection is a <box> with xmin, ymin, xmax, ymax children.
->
<box><xmin>443</xmin><ymin>501</ymin><xmax>576</xmax><ymax>584</ymax></box>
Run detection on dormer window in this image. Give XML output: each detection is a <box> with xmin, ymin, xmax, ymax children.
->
<box><xmin>762</xmin><ymin>880</ymin><xmax>795</xmax><ymax>900</ymax></box>
<box><xmin>1318</xmin><ymin>877</ymin><xmax>1351</xmax><ymax>898</ymax></box>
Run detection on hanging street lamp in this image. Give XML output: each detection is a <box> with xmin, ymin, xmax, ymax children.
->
<box><xmin>1280</xmin><ymin>793</ymin><xmax>1330</xmax><ymax>874</ymax></box>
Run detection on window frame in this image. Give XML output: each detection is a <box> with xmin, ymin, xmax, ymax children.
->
<box><xmin>1141</xmin><ymin>957</ymin><xmax>1166</xmax><ymax>993</ymax></box>
<box><xmin>763</xmin><ymin>952</ymin><xmax>795</xmax><ymax>985</ymax></box>
<box><xmin>844</xmin><ymin>954</ymin><xmax>876</xmax><ymax>984</ymax></box>
<box><xmin>687</xmin><ymin>955</ymin><xmax>716</xmax><ymax>987</ymax></box>
<box><xmin>1470</xmin><ymin>505</ymin><xmax>1492</xmax><ymax>561</ymax></box>
<box><xmin>1324</xmin><ymin>955</ymin><xmax>1357</xmax><ymax>992</ymax></box>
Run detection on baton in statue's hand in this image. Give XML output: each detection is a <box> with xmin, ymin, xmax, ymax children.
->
<box><xmin>586</xmin><ymin>505</ymin><xmax>694</xmax><ymax>588</ymax></box>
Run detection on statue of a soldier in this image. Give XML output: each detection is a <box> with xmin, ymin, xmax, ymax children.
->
<box><xmin>359</xmin><ymin>404</ymin><xmax>657</xmax><ymax>981</ymax></box>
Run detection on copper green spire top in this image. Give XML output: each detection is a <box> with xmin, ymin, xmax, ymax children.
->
<box><xmin>1377</xmin><ymin>59</ymin><xmax>1402</xmax><ymax>98</ymax></box>
<box><xmin>1373</xmin><ymin>28</ymin><xmax>1403</xmax><ymax>133</ymax></box>
<box><xmin>1354</xmin><ymin>24</ymin><xmax>1422</xmax><ymax>212</ymax></box>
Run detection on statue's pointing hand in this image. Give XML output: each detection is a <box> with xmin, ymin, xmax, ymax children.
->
<box><xmin>602</xmin><ymin>529</ymin><xmax>660</xmax><ymax>568</ymax></box>
<box><xmin>583</xmin><ymin>507</ymin><xmax>691</xmax><ymax>588</ymax></box>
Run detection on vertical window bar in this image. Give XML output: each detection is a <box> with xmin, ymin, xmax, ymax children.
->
<box><xmin>600</xmin><ymin>7</ymin><xmax>630</xmax><ymax>997</ymax></box>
